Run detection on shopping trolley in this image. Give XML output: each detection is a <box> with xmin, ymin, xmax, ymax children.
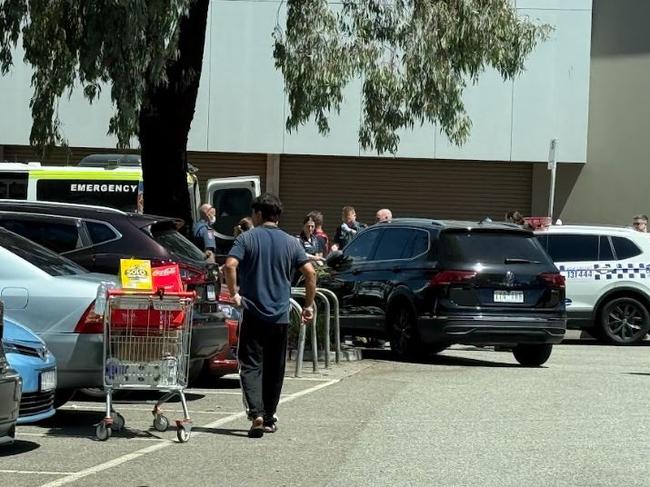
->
<box><xmin>95</xmin><ymin>289</ymin><xmax>195</xmax><ymax>442</ymax></box>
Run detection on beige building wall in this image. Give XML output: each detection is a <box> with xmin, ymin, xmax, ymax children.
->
<box><xmin>533</xmin><ymin>0</ymin><xmax>650</xmax><ymax>225</ymax></box>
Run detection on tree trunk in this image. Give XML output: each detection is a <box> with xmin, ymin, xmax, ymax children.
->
<box><xmin>138</xmin><ymin>0</ymin><xmax>210</xmax><ymax>234</ymax></box>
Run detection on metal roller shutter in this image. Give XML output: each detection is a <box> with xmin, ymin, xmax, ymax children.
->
<box><xmin>279</xmin><ymin>155</ymin><xmax>533</xmax><ymax>237</ymax></box>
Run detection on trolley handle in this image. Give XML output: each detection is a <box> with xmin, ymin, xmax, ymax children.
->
<box><xmin>107</xmin><ymin>289</ymin><xmax>197</xmax><ymax>300</ymax></box>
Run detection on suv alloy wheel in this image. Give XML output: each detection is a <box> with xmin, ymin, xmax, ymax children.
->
<box><xmin>388</xmin><ymin>304</ymin><xmax>423</xmax><ymax>360</ymax></box>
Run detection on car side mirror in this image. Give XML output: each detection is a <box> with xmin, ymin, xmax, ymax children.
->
<box><xmin>326</xmin><ymin>250</ymin><xmax>345</xmax><ymax>268</ymax></box>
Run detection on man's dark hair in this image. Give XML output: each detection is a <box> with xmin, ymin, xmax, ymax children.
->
<box><xmin>633</xmin><ymin>214</ymin><xmax>648</xmax><ymax>222</ymax></box>
<box><xmin>251</xmin><ymin>193</ymin><xmax>283</xmax><ymax>222</ymax></box>
<box><xmin>307</xmin><ymin>210</ymin><xmax>323</xmax><ymax>227</ymax></box>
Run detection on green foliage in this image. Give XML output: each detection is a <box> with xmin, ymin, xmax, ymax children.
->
<box><xmin>0</xmin><ymin>0</ymin><xmax>192</xmax><ymax>149</ymax></box>
<box><xmin>274</xmin><ymin>0</ymin><xmax>551</xmax><ymax>154</ymax></box>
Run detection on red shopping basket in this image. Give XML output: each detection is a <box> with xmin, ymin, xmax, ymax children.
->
<box><xmin>107</xmin><ymin>289</ymin><xmax>195</xmax><ymax>329</ymax></box>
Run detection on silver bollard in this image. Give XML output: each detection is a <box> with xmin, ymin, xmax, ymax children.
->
<box><xmin>291</xmin><ymin>289</ymin><xmax>318</xmax><ymax>373</ymax></box>
<box><xmin>316</xmin><ymin>291</ymin><xmax>331</xmax><ymax>369</ymax></box>
<box><xmin>315</xmin><ymin>288</ymin><xmax>340</xmax><ymax>364</ymax></box>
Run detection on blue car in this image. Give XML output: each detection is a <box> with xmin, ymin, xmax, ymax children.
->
<box><xmin>3</xmin><ymin>319</ymin><xmax>56</xmax><ymax>424</ymax></box>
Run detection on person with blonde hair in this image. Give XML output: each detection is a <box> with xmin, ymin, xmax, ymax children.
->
<box><xmin>234</xmin><ymin>217</ymin><xmax>253</xmax><ymax>237</ymax></box>
<box><xmin>333</xmin><ymin>206</ymin><xmax>366</xmax><ymax>250</ymax></box>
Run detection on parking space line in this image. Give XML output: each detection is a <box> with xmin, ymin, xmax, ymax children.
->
<box><xmin>0</xmin><ymin>469</ymin><xmax>73</xmax><ymax>475</ymax></box>
<box><xmin>39</xmin><ymin>378</ymin><xmax>341</xmax><ymax>487</ymax></box>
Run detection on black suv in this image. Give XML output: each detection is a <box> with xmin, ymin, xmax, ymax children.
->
<box><xmin>0</xmin><ymin>200</ymin><xmax>228</xmax><ymax>379</ymax></box>
<box><xmin>321</xmin><ymin>219</ymin><xmax>566</xmax><ymax>366</ymax></box>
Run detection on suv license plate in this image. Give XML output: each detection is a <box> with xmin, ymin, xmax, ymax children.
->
<box><xmin>40</xmin><ymin>369</ymin><xmax>57</xmax><ymax>392</ymax></box>
<box><xmin>493</xmin><ymin>291</ymin><xmax>524</xmax><ymax>304</ymax></box>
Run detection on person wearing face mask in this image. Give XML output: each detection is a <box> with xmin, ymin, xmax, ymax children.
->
<box><xmin>192</xmin><ymin>203</ymin><xmax>217</xmax><ymax>262</ymax></box>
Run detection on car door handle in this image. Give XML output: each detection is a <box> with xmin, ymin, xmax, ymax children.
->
<box><xmin>351</xmin><ymin>269</ymin><xmax>361</xmax><ymax>276</ymax></box>
<box><xmin>392</xmin><ymin>266</ymin><xmax>401</xmax><ymax>273</ymax></box>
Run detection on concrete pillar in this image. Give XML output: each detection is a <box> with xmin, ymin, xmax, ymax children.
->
<box><xmin>266</xmin><ymin>153</ymin><xmax>281</xmax><ymax>195</ymax></box>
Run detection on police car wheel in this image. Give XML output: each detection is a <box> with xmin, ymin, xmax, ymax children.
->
<box><xmin>599</xmin><ymin>297</ymin><xmax>650</xmax><ymax>345</ymax></box>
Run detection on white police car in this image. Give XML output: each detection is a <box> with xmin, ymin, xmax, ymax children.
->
<box><xmin>535</xmin><ymin>225</ymin><xmax>650</xmax><ymax>344</ymax></box>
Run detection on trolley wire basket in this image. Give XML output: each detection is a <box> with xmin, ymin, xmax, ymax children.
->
<box><xmin>96</xmin><ymin>289</ymin><xmax>195</xmax><ymax>443</ymax></box>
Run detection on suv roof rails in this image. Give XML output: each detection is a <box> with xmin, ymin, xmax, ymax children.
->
<box><xmin>78</xmin><ymin>154</ymin><xmax>142</xmax><ymax>168</ymax></box>
<box><xmin>0</xmin><ymin>199</ymin><xmax>126</xmax><ymax>215</ymax></box>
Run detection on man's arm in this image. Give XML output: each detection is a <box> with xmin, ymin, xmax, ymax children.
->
<box><xmin>299</xmin><ymin>262</ymin><xmax>317</xmax><ymax>323</ymax></box>
<box><xmin>224</xmin><ymin>257</ymin><xmax>242</xmax><ymax>307</ymax></box>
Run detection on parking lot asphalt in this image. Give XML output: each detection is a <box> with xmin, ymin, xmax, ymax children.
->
<box><xmin>2</xmin><ymin>340</ymin><xmax>650</xmax><ymax>487</ymax></box>
<box><xmin>1</xmin><ymin>359</ymin><xmax>368</xmax><ymax>487</ymax></box>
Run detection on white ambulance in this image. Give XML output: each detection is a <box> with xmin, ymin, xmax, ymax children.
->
<box><xmin>0</xmin><ymin>154</ymin><xmax>260</xmax><ymax>244</ymax></box>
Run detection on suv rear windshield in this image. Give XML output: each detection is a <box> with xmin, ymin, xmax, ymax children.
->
<box><xmin>0</xmin><ymin>229</ymin><xmax>87</xmax><ymax>276</ymax></box>
<box><xmin>147</xmin><ymin>223</ymin><xmax>205</xmax><ymax>262</ymax></box>
<box><xmin>440</xmin><ymin>231</ymin><xmax>552</xmax><ymax>265</ymax></box>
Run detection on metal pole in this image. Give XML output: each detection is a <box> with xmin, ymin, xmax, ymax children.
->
<box><xmin>316</xmin><ymin>288</ymin><xmax>340</xmax><ymax>364</ymax></box>
<box><xmin>548</xmin><ymin>139</ymin><xmax>558</xmax><ymax>220</ymax></box>
<box><xmin>316</xmin><ymin>291</ymin><xmax>331</xmax><ymax>369</ymax></box>
<box><xmin>291</xmin><ymin>288</ymin><xmax>318</xmax><ymax>372</ymax></box>
<box><xmin>310</xmin><ymin>304</ymin><xmax>318</xmax><ymax>373</ymax></box>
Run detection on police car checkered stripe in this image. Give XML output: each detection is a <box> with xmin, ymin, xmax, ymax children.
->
<box><xmin>557</xmin><ymin>264</ymin><xmax>649</xmax><ymax>280</ymax></box>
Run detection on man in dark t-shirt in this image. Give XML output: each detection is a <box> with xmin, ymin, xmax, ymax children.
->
<box><xmin>224</xmin><ymin>193</ymin><xmax>316</xmax><ymax>438</ymax></box>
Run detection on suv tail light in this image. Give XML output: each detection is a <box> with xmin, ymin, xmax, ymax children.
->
<box><xmin>74</xmin><ymin>301</ymin><xmax>104</xmax><ymax>334</ymax></box>
<box><xmin>219</xmin><ymin>284</ymin><xmax>235</xmax><ymax>304</ymax></box>
<box><xmin>429</xmin><ymin>270</ymin><xmax>477</xmax><ymax>286</ymax></box>
<box><xmin>539</xmin><ymin>272</ymin><xmax>565</xmax><ymax>289</ymax></box>
<box><xmin>178</xmin><ymin>262</ymin><xmax>206</xmax><ymax>286</ymax></box>
<box><xmin>225</xmin><ymin>319</ymin><xmax>239</xmax><ymax>345</ymax></box>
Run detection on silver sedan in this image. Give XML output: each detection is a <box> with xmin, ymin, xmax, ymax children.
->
<box><xmin>0</xmin><ymin>228</ymin><xmax>115</xmax><ymax>405</ymax></box>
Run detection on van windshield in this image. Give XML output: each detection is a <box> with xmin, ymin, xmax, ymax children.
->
<box><xmin>0</xmin><ymin>229</ymin><xmax>87</xmax><ymax>276</ymax></box>
<box><xmin>36</xmin><ymin>179</ymin><xmax>139</xmax><ymax>212</ymax></box>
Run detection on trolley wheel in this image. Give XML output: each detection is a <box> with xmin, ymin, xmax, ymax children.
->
<box><xmin>111</xmin><ymin>412</ymin><xmax>125</xmax><ymax>431</ymax></box>
<box><xmin>177</xmin><ymin>425</ymin><xmax>191</xmax><ymax>443</ymax></box>
<box><xmin>153</xmin><ymin>414</ymin><xmax>169</xmax><ymax>432</ymax></box>
<box><xmin>96</xmin><ymin>423</ymin><xmax>111</xmax><ymax>441</ymax></box>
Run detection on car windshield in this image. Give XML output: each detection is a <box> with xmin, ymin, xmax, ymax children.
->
<box><xmin>440</xmin><ymin>231</ymin><xmax>552</xmax><ymax>265</ymax></box>
<box><xmin>149</xmin><ymin>225</ymin><xmax>206</xmax><ymax>262</ymax></box>
<box><xmin>0</xmin><ymin>229</ymin><xmax>88</xmax><ymax>276</ymax></box>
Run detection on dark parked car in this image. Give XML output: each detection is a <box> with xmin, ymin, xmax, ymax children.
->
<box><xmin>0</xmin><ymin>200</ymin><xmax>229</xmax><ymax>380</ymax></box>
<box><xmin>0</xmin><ymin>303</ymin><xmax>22</xmax><ymax>446</ymax></box>
<box><xmin>320</xmin><ymin>219</ymin><xmax>567</xmax><ymax>365</ymax></box>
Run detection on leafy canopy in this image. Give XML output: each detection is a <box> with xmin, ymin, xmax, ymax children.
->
<box><xmin>1</xmin><ymin>1</ymin><xmax>549</xmax><ymax>156</ymax></box>
<box><xmin>0</xmin><ymin>0</ymin><xmax>193</xmax><ymax>148</ymax></box>
<box><xmin>273</xmin><ymin>0</ymin><xmax>551</xmax><ymax>154</ymax></box>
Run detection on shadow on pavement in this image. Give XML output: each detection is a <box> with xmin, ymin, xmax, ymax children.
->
<box><xmin>193</xmin><ymin>426</ymin><xmax>248</xmax><ymax>438</ymax></box>
<box><xmin>0</xmin><ymin>439</ymin><xmax>40</xmax><ymax>456</ymax></box>
<box><xmin>361</xmin><ymin>348</ymin><xmax>522</xmax><ymax>368</ymax></box>
<box><xmin>191</xmin><ymin>375</ymin><xmax>241</xmax><ymax>390</ymax></box>
<box><xmin>32</xmin><ymin>409</ymin><xmax>164</xmax><ymax>441</ymax></box>
<box><xmin>561</xmin><ymin>339</ymin><xmax>650</xmax><ymax>346</ymax></box>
